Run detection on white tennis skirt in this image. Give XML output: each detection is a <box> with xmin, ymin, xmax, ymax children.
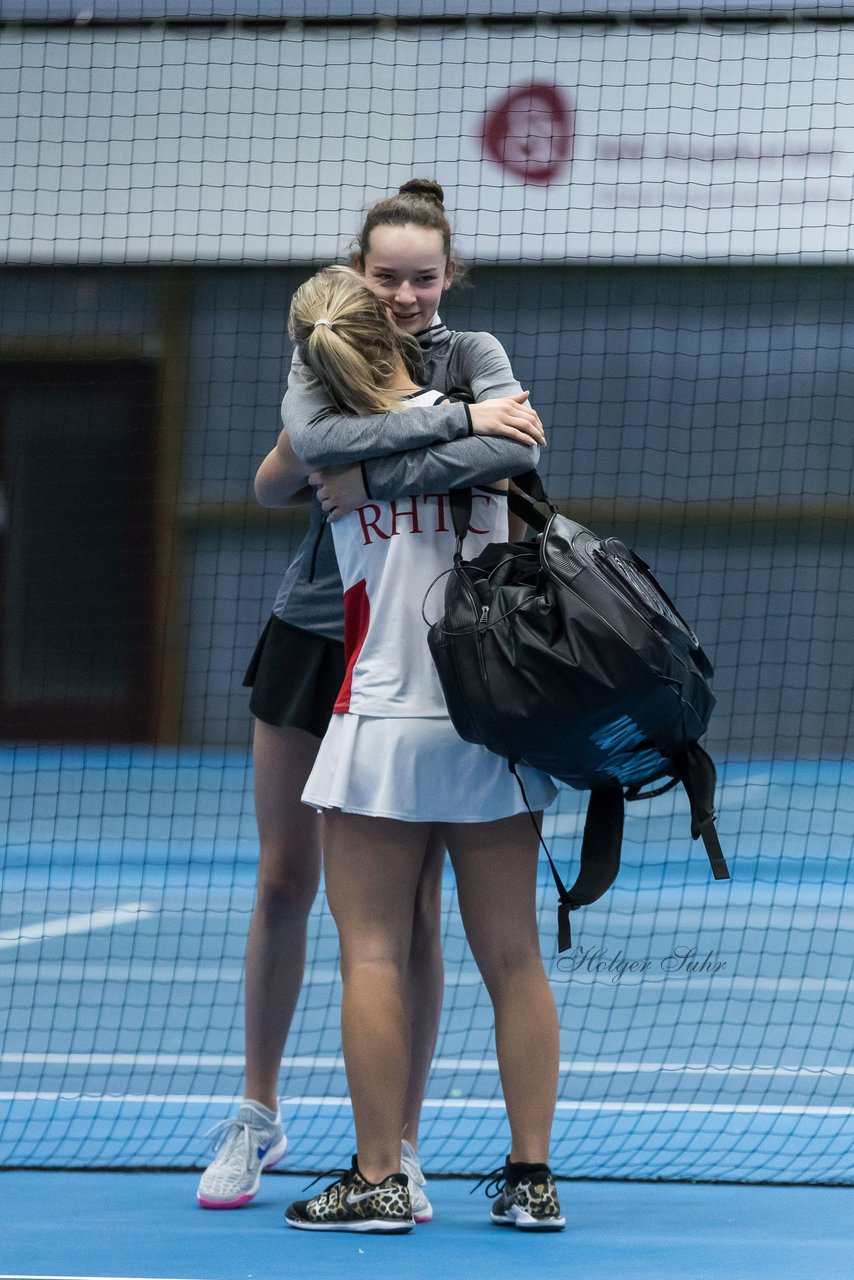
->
<box><xmin>302</xmin><ymin>713</ymin><xmax>557</xmax><ymax>823</ymax></box>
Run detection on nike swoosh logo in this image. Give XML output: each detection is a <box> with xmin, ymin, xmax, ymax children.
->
<box><xmin>345</xmin><ymin>1186</ymin><xmax>396</xmax><ymax>1206</ymax></box>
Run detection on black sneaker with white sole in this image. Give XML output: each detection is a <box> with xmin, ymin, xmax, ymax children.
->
<box><xmin>285</xmin><ymin>1155</ymin><xmax>413</xmax><ymax>1233</ymax></box>
<box><xmin>485</xmin><ymin>1158</ymin><xmax>566</xmax><ymax>1232</ymax></box>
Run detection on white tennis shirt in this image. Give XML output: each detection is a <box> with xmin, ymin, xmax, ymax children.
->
<box><xmin>330</xmin><ymin>390</ymin><xmax>508</xmax><ymax>718</ymax></box>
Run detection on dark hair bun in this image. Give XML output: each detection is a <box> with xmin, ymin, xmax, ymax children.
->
<box><xmin>399</xmin><ymin>177</ymin><xmax>445</xmax><ymax>208</ymax></box>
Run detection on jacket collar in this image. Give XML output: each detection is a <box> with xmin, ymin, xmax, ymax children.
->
<box><xmin>416</xmin><ymin>316</ymin><xmax>451</xmax><ymax>352</ymax></box>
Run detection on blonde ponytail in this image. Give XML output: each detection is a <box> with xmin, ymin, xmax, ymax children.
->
<box><xmin>288</xmin><ymin>266</ymin><xmax>421</xmax><ymax>415</ymax></box>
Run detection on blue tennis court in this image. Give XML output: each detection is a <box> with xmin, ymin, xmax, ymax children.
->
<box><xmin>1</xmin><ymin>747</ymin><xmax>851</xmax><ymax>1187</ymax></box>
<box><xmin>0</xmin><ymin>1170</ymin><xmax>850</xmax><ymax>1280</ymax></box>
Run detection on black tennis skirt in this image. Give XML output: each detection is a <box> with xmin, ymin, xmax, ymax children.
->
<box><xmin>243</xmin><ymin>614</ymin><xmax>346</xmax><ymax>739</ymax></box>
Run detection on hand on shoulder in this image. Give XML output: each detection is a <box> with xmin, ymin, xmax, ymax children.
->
<box><xmin>469</xmin><ymin>392</ymin><xmax>546</xmax><ymax>446</ymax></box>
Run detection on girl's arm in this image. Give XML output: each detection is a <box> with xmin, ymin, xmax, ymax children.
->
<box><xmin>282</xmin><ymin>346</ymin><xmax>543</xmax><ymax>467</ymax></box>
<box><xmin>362</xmin><ymin>329</ymin><xmax>541</xmax><ymax>497</ymax></box>
<box><xmin>449</xmin><ymin>330</ymin><xmax>524</xmax><ymax>401</ymax></box>
<box><xmin>254</xmin><ymin>428</ymin><xmax>311</xmax><ymax>508</ymax></box>
<box><xmin>332</xmin><ymin>434</ymin><xmax>539</xmax><ymax>510</ymax></box>
<box><xmin>282</xmin><ymin>351</ymin><xmax>470</xmax><ymax>467</ymax></box>
<box><xmin>316</xmin><ymin>331</ymin><xmax>543</xmax><ymax>512</ymax></box>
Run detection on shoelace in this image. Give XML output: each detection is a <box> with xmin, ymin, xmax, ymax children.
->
<box><xmin>203</xmin><ymin>1117</ymin><xmax>256</xmax><ymax>1164</ymax></box>
<box><xmin>470</xmin><ymin>1167</ymin><xmax>508</xmax><ymax>1199</ymax></box>
<box><xmin>301</xmin><ymin>1166</ymin><xmax>352</xmax><ymax>1195</ymax></box>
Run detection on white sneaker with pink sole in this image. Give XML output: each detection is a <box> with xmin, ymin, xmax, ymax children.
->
<box><xmin>197</xmin><ymin>1101</ymin><xmax>287</xmax><ymax>1209</ymax></box>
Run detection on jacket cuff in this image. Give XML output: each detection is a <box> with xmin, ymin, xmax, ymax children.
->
<box><xmin>360</xmin><ymin>460</ymin><xmax>373</xmax><ymax>500</ymax></box>
<box><xmin>463</xmin><ymin>402</ymin><xmax>473</xmax><ymax>435</ymax></box>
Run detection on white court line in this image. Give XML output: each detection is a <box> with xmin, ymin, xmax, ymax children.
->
<box><xmin>0</xmin><ymin>1091</ymin><xmax>849</xmax><ymax>1118</ymax></box>
<box><xmin>0</xmin><ymin>905</ymin><xmax>157</xmax><ymax>950</ymax></box>
<box><xmin>0</xmin><ymin>960</ymin><xmax>849</xmax><ymax>994</ymax></box>
<box><xmin>2</xmin><ymin>1051</ymin><xmax>850</xmax><ymax>1077</ymax></box>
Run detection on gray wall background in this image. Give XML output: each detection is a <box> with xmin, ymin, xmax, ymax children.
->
<box><xmin>3</xmin><ymin>263</ymin><xmax>852</xmax><ymax>758</ymax></box>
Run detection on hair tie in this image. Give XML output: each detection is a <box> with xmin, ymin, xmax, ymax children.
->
<box><xmin>313</xmin><ymin>318</ymin><xmax>334</xmax><ymax>330</ymax></box>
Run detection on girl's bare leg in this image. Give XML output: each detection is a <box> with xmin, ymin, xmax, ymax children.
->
<box><xmin>243</xmin><ymin>721</ymin><xmax>323</xmax><ymax>1110</ymax></box>
<box><xmin>323</xmin><ymin>811</ymin><xmax>432</xmax><ymax>1184</ymax></box>
<box><xmin>403</xmin><ymin>828</ymin><xmax>445</xmax><ymax>1146</ymax></box>
<box><xmin>441</xmin><ymin>813</ymin><xmax>558</xmax><ymax>1165</ymax></box>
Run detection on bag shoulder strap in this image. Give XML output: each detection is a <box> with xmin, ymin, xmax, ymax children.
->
<box><xmin>566</xmin><ymin>787</ymin><xmax>625</xmax><ymax>919</ymax></box>
<box><xmin>678</xmin><ymin>743</ymin><xmax>730</xmax><ymax>881</ymax></box>
<box><xmin>508</xmin><ymin>468</ymin><xmax>550</xmax><ymax>503</ymax></box>
<box><xmin>449</xmin><ymin>469</ymin><xmax>556</xmax><ymax>547</ymax></box>
<box><xmin>515</xmin><ymin>748</ymin><xmax>728</xmax><ymax>953</ymax></box>
<box><xmin>510</xmin><ymin>763</ymin><xmax>624</xmax><ymax>953</ymax></box>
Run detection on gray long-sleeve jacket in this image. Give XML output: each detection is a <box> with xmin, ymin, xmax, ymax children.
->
<box><xmin>272</xmin><ymin>318</ymin><xmax>540</xmax><ymax>641</ymax></box>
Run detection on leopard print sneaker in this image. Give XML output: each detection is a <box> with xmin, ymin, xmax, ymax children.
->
<box><xmin>486</xmin><ymin>1158</ymin><xmax>566</xmax><ymax>1232</ymax></box>
<box><xmin>285</xmin><ymin>1156</ymin><xmax>413</xmax><ymax>1233</ymax></box>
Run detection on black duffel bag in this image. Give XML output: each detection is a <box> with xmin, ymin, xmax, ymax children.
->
<box><xmin>426</xmin><ymin>470</ymin><xmax>729</xmax><ymax>950</ymax></box>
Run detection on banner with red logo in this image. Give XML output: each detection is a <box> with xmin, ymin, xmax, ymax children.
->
<box><xmin>2</xmin><ymin>25</ymin><xmax>852</xmax><ymax>262</ymax></box>
<box><xmin>426</xmin><ymin>27</ymin><xmax>854</xmax><ymax>263</ymax></box>
<box><xmin>2</xmin><ymin>2</ymin><xmax>848</xmax><ymax>17</ymax></box>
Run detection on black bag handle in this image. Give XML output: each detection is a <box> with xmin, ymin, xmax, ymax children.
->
<box><xmin>508</xmin><ymin>468</ymin><xmax>552</xmax><ymax>504</ymax></box>
<box><xmin>448</xmin><ymin>488</ymin><xmax>474</xmax><ymax>549</ymax></box>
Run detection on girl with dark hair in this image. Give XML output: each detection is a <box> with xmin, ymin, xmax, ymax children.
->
<box><xmin>198</xmin><ymin>181</ymin><xmax>548</xmax><ymax>1224</ymax></box>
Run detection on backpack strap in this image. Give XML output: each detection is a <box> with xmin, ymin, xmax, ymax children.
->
<box><xmin>510</xmin><ymin>763</ymin><xmax>624</xmax><ymax>952</ymax></box>
<box><xmin>509</xmin><ymin>761</ymin><xmax>574</xmax><ymax>952</ymax></box>
<box><xmin>566</xmin><ymin>786</ymin><xmax>625</xmax><ymax>914</ymax></box>
<box><xmin>677</xmin><ymin>742</ymin><xmax>730</xmax><ymax>881</ymax></box>
<box><xmin>550</xmin><ymin>787</ymin><xmax>625</xmax><ymax>949</ymax></box>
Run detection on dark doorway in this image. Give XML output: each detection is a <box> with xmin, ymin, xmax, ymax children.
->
<box><xmin>0</xmin><ymin>360</ymin><xmax>159</xmax><ymax>741</ymax></box>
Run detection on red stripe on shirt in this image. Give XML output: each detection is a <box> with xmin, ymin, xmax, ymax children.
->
<box><xmin>333</xmin><ymin>578</ymin><xmax>371</xmax><ymax>714</ymax></box>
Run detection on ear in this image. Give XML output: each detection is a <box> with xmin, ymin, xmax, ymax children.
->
<box><xmin>351</xmin><ymin>253</ymin><xmax>365</xmax><ymax>275</ymax></box>
<box><xmin>444</xmin><ymin>258</ymin><xmax>457</xmax><ymax>289</ymax></box>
